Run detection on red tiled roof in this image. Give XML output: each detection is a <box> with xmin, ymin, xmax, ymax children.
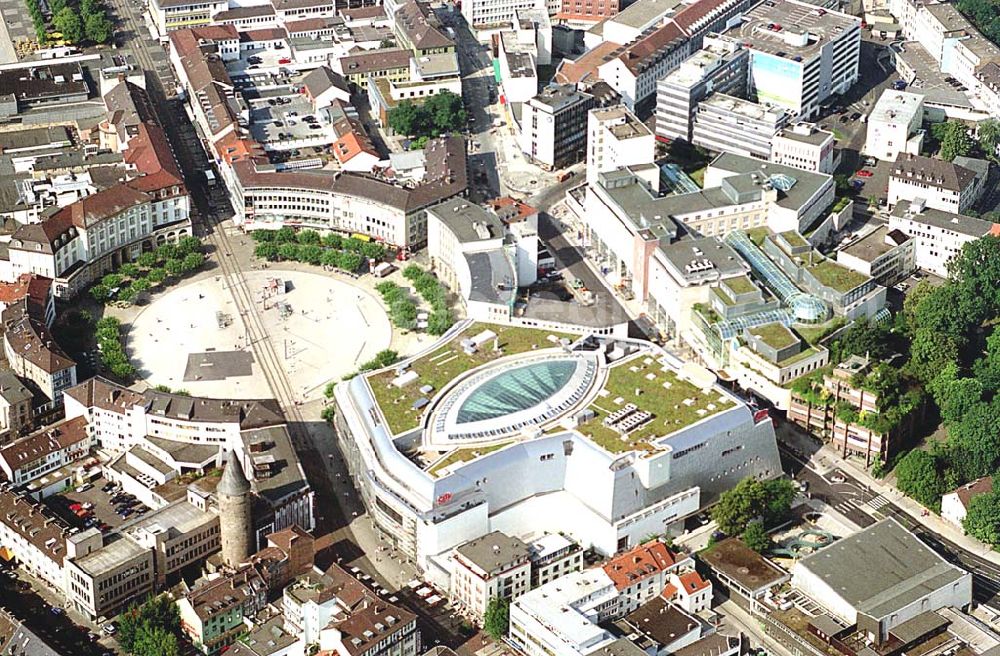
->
<box><xmin>614</xmin><ymin>22</ymin><xmax>685</xmax><ymax>75</ymax></box>
<box><xmin>555</xmin><ymin>41</ymin><xmax>621</xmax><ymax>85</ymax></box>
<box><xmin>124</xmin><ymin>123</ymin><xmax>184</xmax><ymax>188</ymax></box>
<box><xmin>240</xmin><ymin>27</ymin><xmax>288</xmax><ymax>41</ymax></box>
<box><xmin>677</xmin><ymin>571</ymin><xmax>710</xmax><ymax>594</ymax></box>
<box><xmin>603</xmin><ymin>541</ymin><xmax>678</xmax><ymax>590</ymax></box>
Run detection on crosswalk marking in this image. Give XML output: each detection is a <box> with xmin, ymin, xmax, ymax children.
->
<box><xmin>833</xmin><ymin>494</ymin><xmax>890</xmax><ymax>516</ymax></box>
<box><xmin>866</xmin><ymin>494</ymin><xmax>890</xmax><ymax>512</ymax></box>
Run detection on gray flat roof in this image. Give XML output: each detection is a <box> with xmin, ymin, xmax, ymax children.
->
<box><xmin>891</xmin><ymin>200</ymin><xmax>994</xmax><ymax>237</ymax></box>
<box><xmin>661</xmin><ymin>236</ymin><xmax>748</xmax><ymax>281</ymax></box>
<box><xmin>609</xmin><ymin>0</ymin><xmax>684</xmax><ymax>29</ymax></box>
<box><xmin>709</xmin><ymin>152</ymin><xmax>832</xmax><ymax>214</ymax></box>
<box><xmin>72</xmin><ymin>535</ymin><xmax>149</xmax><ymax>576</ymax></box>
<box><xmin>795</xmin><ymin>518</ymin><xmax>969</xmax><ymax>620</ymax></box>
<box><xmin>145</xmin><ymin>435</ymin><xmax>219</xmax><ymax>465</ymax></box>
<box><xmin>465</xmin><ymin>250</ymin><xmax>515</xmax><ymax>305</ymax></box>
<box><xmin>241</xmin><ymin>425</ymin><xmax>309</xmax><ymax>506</ymax></box>
<box><xmin>455</xmin><ymin>531</ymin><xmax>530</xmax><ymax>574</ymax></box>
<box><xmin>122</xmin><ymin>499</ymin><xmax>216</xmax><ymax>540</ymax></box>
<box><xmin>724</xmin><ymin>0</ymin><xmax>858</xmax><ymax>59</ymax></box>
<box><xmin>428</xmin><ymin>198</ymin><xmax>505</xmax><ymax>243</ymax></box>
<box><xmin>840</xmin><ymin>226</ymin><xmax>907</xmax><ymax>262</ymax></box>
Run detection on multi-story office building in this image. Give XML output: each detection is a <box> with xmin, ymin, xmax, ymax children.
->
<box><xmin>520</xmin><ymin>85</ymin><xmax>595</xmax><ymax>170</ymax></box>
<box><xmin>148</xmin><ymin>0</ymin><xmax>227</xmax><ymax>35</ymax></box>
<box><xmin>864</xmin><ymin>90</ymin><xmax>924</xmax><ymax>162</ymax></box>
<box><xmin>426</xmin><ymin>198</ymin><xmax>530</xmax><ymax>323</ymax></box>
<box><xmin>691</xmin><ymin>93</ymin><xmax>789</xmax><ymax>158</ymax></box>
<box><xmin>887</xmin><ymin>154</ymin><xmax>987</xmax><ymax>215</ymax></box>
<box><xmin>451</xmin><ymin>532</ymin><xmax>532</xmax><ymax>621</ymax></box>
<box><xmin>888</xmin><ymin>199</ymin><xmax>998</xmax><ymax>277</ymax></box>
<box><xmin>461</xmin><ymin>0</ymin><xmax>545</xmax><ymax>30</ymax></box>
<box><xmin>655</xmin><ymin>34</ymin><xmax>749</xmax><ymax>143</ymax></box>
<box><xmin>0</xmin><ymin>484</ymin><xmax>77</xmax><ymax>593</ymax></box>
<box><xmin>65</xmin><ymin>536</ymin><xmax>156</xmax><ymax>619</ymax></box>
<box><xmin>769</xmin><ymin>123</ymin><xmax>835</xmax><ymax>174</ymax></box>
<box><xmin>724</xmin><ymin>0</ymin><xmax>861</xmax><ymax>119</ymax></box>
<box><xmin>0</xmin><ymin>416</ymin><xmax>90</xmax><ymax>486</ymax></box>
<box><xmin>528</xmin><ymin>534</ymin><xmax>583</xmax><ymax>588</ymax></box>
<box><xmin>788</xmin><ymin>354</ymin><xmax>919</xmax><ymax>466</ymax></box>
<box><xmin>124</xmin><ymin>497</ymin><xmax>221</xmax><ymax>588</ymax></box>
<box><xmin>586</xmin><ymin>106</ymin><xmax>655</xmax><ymax>186</ymax></box>
<box><xmin>836</xmin><ymin>226</ymin><xmax>914</xmax><ymax>286</ymax></box>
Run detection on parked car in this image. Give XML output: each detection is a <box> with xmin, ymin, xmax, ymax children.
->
<box><xmin>856</xmin><ymin>169</ymin><xmax>873</xmax><ymax>178</ymax></box>
<box><xmin>850</xmin><ymin>111</ymin><xmax>862</xmax><ymax>121</ymax></box>
<box><xmin>75</xmin><ymin>484</ymin><xmax>92</xmax><ymax>493</ymax></box>
<box><xmin>103</xmin><ymin>623</ymin><xmax>117</xmax><ymax>636</ymax></box>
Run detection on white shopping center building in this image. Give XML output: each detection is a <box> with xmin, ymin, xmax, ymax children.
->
<box><xmin>334</xmin><ymin>325</ymin><xmax>781</xmax><ymax>587</ymax></box>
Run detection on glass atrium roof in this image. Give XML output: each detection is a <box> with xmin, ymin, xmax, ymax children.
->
<box><xmin>456</xmin><ymin>360</ymin><xmax>578</xmax><ymax>424</ymax></box>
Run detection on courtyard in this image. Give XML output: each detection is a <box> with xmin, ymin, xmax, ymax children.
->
<box><xmin>126</xmin><ymin>269</ymin><xmax>393</xmax><ymax>401</ymax></box>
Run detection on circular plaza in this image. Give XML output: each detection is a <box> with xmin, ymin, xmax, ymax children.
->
<box><xmin>126</xmin><ymin>269</ymin><xmax>392</xmax><ymax>400</ymax></box>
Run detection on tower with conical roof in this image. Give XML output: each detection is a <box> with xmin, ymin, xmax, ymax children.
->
<box><xmin>218</xmin><ymin>449</ymin><xmax>252</xmax><ymax>567</ymax></box>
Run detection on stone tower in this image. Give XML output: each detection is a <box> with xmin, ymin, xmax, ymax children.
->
<box><xmin>217</xmin><ymin>449</ymin><xmax>252</xmax><ymax>567</ymax></box>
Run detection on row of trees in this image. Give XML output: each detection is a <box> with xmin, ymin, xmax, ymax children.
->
<box><xmin>402</xmin><ymin>265</ymin><xmax>453</xmax><ymax>336</ymax></box>
<box><xmin>96</xmin><ymin>316</ymin><xmax>135</xmax><ymax>382</ymax></box>
<box><xmin>252</xmin><ymin>228</ymin><xmax>386</xmax><ymax>271</ymax></box>
<box><xmin>117</xmin><ymin>595</ymin><xmax>181</xmax><ymax>656</ymax></box>
<box><xmin>891</xmin><ymin>237</ymin><xmax>1000</xmax><ymax>525</ymax></box>
<box><xmin>387</xmin><ymin>91</ymin><xmax>467</xmax><ymax>147</ymax></box>
<box><xmin>90</xmin><ymin>238</ymin><xmax>206</xmax><ymax>305</ymax></box>
<box><xmin>375</xmin><ymin>280</ymin><xmax>419</xmax><ymax>330</ymax></box>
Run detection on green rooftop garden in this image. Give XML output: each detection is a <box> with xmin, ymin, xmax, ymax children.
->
<box><xmin>427</xmin><ymin>441</ymin><xmax>512</xmax><ymax>477</ymax></box>
<box><xmin>723</xmin><ymin>275</ymin><xmax>757</xmax><ymax>296</ymax></box>
<box><xmin>368</xmin><ymin>324</ymin><xmax>574</xmax><ymax>435</ymax></box>
<box><xmin>807</xmin><ymin>258</ymin><xmax>869</xmax><ymax>293</ymax></box>
<box><xmin>746</xmin><ymin>227</ymin><xmax>771</xmax><ymax>247</ymax></box>
<box><xmin>749</xmin><ymin>322</ymin><xmax>799</xmax><ymax>350</ymax></box>
<box><xmin>778</xmin><ymin>345</ymin><xmax>824</xmax><ymax>367</ymax></box>
<box><xmin>576</xmin><ymin>356</ymin><xmax>733</xmax><ymax>454</ymax></box>
<box><xmin>793</xmin><ymin>318</ymin><xmax>844</xmax><ymax>346</ymax></box>
<box><xmin>779</xmin><ymin>230</ymin><xmax>809</xmax><ymax>249</ymax></box>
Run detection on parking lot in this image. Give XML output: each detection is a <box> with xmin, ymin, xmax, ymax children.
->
<box><xmin>248</xmin><ymin>96</ymin><xmax>334</xmax><ymax>150</ymax></box>
<box><xmin>43</xmin><ymin>475</ymin><xmax>152</xmax><ymax>536</ymax></box>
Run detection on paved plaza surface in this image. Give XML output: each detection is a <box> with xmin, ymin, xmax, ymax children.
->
<box><xmin>126</xmin><ymin>269</ymin><xmax>393</xmax><ymax>400</ymax></box>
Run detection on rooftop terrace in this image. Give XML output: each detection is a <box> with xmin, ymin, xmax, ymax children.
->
<box><xmin>576</xmin><ymin>355</ymin><xmax>732</xmax><ymax>454</ymax></box>
<box><xmin>806</xmin><ymin>257</ymin><xmax>868</xmax><ymax>292</ymax></box>
<box><xmin>750</xmin><ymin>322</ymin><xmax>798</xmax><ymax>350</ymax></box>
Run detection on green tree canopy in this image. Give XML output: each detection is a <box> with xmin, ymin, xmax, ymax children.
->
<box><xmin>963</xmin><ymin>481</ymin><xmax>1000</xmax><ymax>545</ymax></box>
<box><xmin>483</xmin><ymin>598</ymin><xmax>510</xmax><ymax>641</ymax></box>
<box><xmin>85</xmin><ymin>10</ymin><xmax>113</xmax><ymax>43</ymax></box>
<box><xmin>978</xmin><ymin>118</ymin><xmax>1000</xmax><ymax>161</ymax></box>
<box><xmin>894</xmin><ymin>450</ymin><xmax>946</xmax><ymax>508</ymax></box>
<box><xmin>387</xmin><ymin>100</ymin><xmax>426</xmax><ymax>137</ymax></box>
<box><xmin>741</xmin><ymin>520</ymin><xmax>770</xmax><ymax>553</ymax></box>
<box><xmin>931</xmin><ymin>121</ymin><xmax>973</xmax><ymax>161</ymax></box>
<box><xmin>710</xmin><ymin>477</ymin><xmax>796</xmax><ymax>536</ymax></box>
